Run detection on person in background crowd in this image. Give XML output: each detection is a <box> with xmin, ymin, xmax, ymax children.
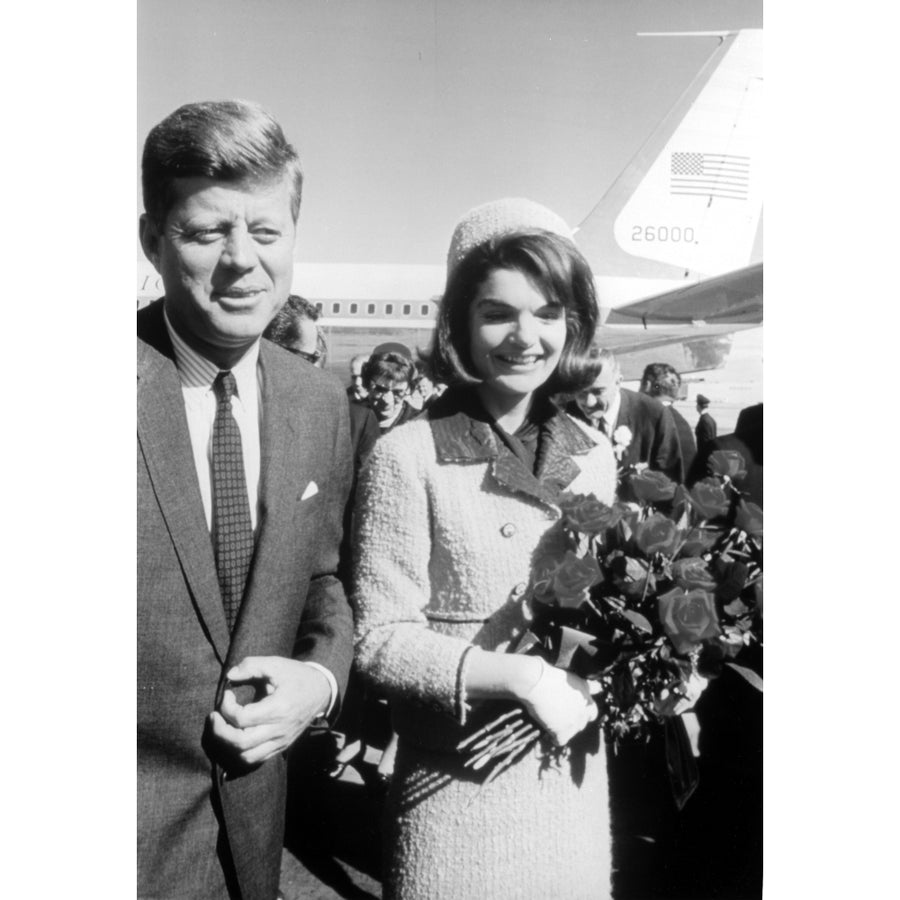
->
<box><xmin>361</xmin><ymin>347</ymin><xmax>421</xmax><ymax>433</ymax></box>
<box><xmin>568</xmin><ymin>349</ymin><xmax>683</xmax><ymax>482</ymax></box>
<box><xmin>347</xmin><ymin>354</ymin><xmax>369</xmax><ymax>404</ymax></box>
<box><xmin>137</xmin><ymin>99</ymin><xmax>354</xmax><ymax>900</ymax></box>
<box><xmin>407</xmin><ymin>367</ymin><xmax>443</xmax><ymax>411</ymax></box>
<box><xmin>672</xmin><ymin>402</ymin><xmax>763</xmax><ymax>900</ymax></box>
<box><xmin>352</xmin><ymin>198</ymin><xmax>616</xmax><ymax>899</ymax></box>
<box><xmin>695</xmin><ymin>393</ymin><xmax>717</xmax><ymax>452</ymax></box>
<box><xmin>263</xmin><ymin>294</ymin><xmax>327</xmax><ymax>366</ymax></box>
<box><xmin>639</xmin><ymin>361</ymin><xmax>697</xmax><ymax>480</ymax></box>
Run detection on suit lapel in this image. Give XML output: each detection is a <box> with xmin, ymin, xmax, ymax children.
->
<box><xmin>137</xmin><ymin>312</ymin><xmax>231</xmax><ymax>663</ymax></box>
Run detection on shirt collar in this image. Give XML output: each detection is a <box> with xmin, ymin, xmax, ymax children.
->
<box><xmin>163</xmin><ymin>308</ymin><xmax>260</xmax><ymax>396</ymax></box>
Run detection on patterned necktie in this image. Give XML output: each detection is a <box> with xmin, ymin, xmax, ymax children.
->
<box><xmin>596</xmin><ymin>416</ymin><xmax>608</xmax><ymax>436</ymax></box>
<box><xmin>212</xmin><ymin>371</ymin><xmax>255</xmax><ymax>631</ymax></box>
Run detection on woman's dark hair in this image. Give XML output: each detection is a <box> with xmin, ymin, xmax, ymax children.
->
<box><xmin>423</xmin><ymin>230</ymin><xmax>599</xmax><ymax>395</ymax></box>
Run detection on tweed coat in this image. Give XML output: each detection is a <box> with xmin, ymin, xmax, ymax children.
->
<box><xmin>137</xmin><ymin>299</ymin><xmax>354</xmax><ymax>900</ymax></box>
<box><xmin>352</xmin><ymin>389</ymin><xmax>617</xmax><ymax>899</ymax></box>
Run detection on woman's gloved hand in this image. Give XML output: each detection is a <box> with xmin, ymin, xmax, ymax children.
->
<box><xmin>520</xmin><ymin>658</ymin><xmax>599</xmax><ymax>746</ymax></box>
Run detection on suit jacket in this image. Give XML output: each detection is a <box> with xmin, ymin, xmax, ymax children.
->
<box><xmin>666</xmin><ymin>404</ymin><xmax>697</xmax><ymax>483</ymax></box>
<box><xmin>137</xmin><ymin>299</ymin><xmax>354</xmax><ymax>900</ymax></box>
<box><xmin>612</xmin><ymin>389</ymin><xmax>683</xmax><ymax>482</ymax></box>
<box><xmin>695</xmin><ymin>411</ymin><xmax>717</xmax><ymax>449</ymax></box>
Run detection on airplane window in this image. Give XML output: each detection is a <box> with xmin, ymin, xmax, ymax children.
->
<box><xmin>403</xmin><ymin>304</ymin><xmax>411</xmax><ymax>316</ymax></box>
<box><xmin>421</xmin><ymin>304</ymin><xmax>430</xmax><ymax>316</ymax></box>
<box><xmin>385</xmin><ymin>304</ymin><xmax>393</xmax><ymax>315</ymax></box>
<box><xmin>367</xmin><ymin>304</ymin><xmax>376</xmax><ymax>315</ymax></box>
<box><xmin>350</xmin><ymin>303</ymin><xmax>358</xmax><ymax>314</ymax></box>
<box><xmin>332</xmin><ymin>302</ymin><xmax>341</xmax><ymax>314</ymax></box>
<box><xmin>315</xmin><ymin>302</ymin><xmax>323</xmax><ymax>314</ymax></box>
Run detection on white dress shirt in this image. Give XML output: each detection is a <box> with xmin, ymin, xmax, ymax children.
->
<box><xmin>163</xmin><ymin>311</ymin><xmax>337</xmax><ymax>713</ymax></box>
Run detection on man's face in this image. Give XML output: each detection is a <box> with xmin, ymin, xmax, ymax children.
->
<box><xmin>367</xmin><ymin>377</ymin><xmax>409</xmax><ymax>422</ymax></box>
<box><xmin>282</xmin><ymin>317</ymin><xmax>322</xmax><ymax>367</ymax></box>
<box><xmin>575</xmin><ymin>365</ymin><xmax>620</xmax><ymax>421</ymax></box>
<box><xmin>350</xmin><ymin>360</ymin><xmax>367</xmax><ymax>399</ymax></box>
<box><xmin>140</xmin><ymin>175</ymin><xmax>297</xmax><ymax>366</ymax></box>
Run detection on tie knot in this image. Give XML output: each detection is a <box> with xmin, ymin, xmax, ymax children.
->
<box><xmin>214</xmin><ymin>371</ymin><xmax>238</xmax><ymax>402</ymax></box>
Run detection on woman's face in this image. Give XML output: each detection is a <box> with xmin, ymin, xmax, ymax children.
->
<box><xmin>468</xmin><ymin>267</ymin><xmax>567</xmax><ymax>401</ymax></box>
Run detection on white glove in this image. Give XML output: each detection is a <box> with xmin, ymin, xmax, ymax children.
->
<box><xmin>521</xmin><ymin>659</ymin><xmax>599</xmax><ymax>746</ymax></box>
<box><xmin>671</xmin><ymin>670</ymin><xmax>708</xmax><ymax>716</ymax></box>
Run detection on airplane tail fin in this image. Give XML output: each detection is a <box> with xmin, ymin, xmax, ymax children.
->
<box><xmin>576</xmin><ymin>30</ymin><xmax>763</xmax><ymax>285</ymax></box>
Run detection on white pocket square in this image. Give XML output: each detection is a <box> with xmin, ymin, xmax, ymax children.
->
<box><xmin>300</xmin><ymin>481</ymin><xmax>319</xmax><ymax>501</ymax></box>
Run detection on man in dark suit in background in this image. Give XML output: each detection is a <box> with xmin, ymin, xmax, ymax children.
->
<box><xmin>695</xmin><ymin>393</ymin><xmax>718</xmax><ymax>452</ymax></box>
<box><xmin>137</xmin><ymin>100</ymin><xmax>354</xmax><ymax>900</ymax></box>
<box><xmin>639</xmin><ymin>362</ymin><xmax>697</xmax><ymax>481</ymax></box>
<box><xmin>569</xmin><ymin>350</ymin><xmax>683</xmax><ymax>482</ymax></box>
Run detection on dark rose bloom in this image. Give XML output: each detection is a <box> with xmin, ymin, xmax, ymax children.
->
<box><xmin>689</xmin><ymin>479</ymin><xmax>730</xmax><ymax>520</ymax></box>
<box><xmin>559</xmin><ymin>493</ymin><xmax>622</xmax><ymax>535</ymax></box>
<box><xmin>713</xmin><ymin>558</ymin><xmax>750</xmax><ymax>602</ymax></box>
<box><xmin>680</xmin><ymin>526</ymin><xmax>721</xmax><ymax>557</ymax></box>
<box><xmin>671</xmin><ymin>558</ymin><xmax>717</xmax><ymax>592</ymax></box>
<box><xmin>634</xmin><ymin>513</ymin><xmax>680</xmax><ymax>556</ymax></box>
<box><xmin>735</xmin><ymin>501</ymin><xmax>763</xmax><ymax>538</ymax></box>
<box><xmin>627</xmin><ymin>469</ymin><xmax>677</xmax><ymax>504</ymax></box>
<box><xmin>707</xmin><ymin>450</ymin><xmax>747</xmax><ymax>481</ymax></box>
<box><xmin>551</xmin><ymin>550</ymin><xmax>602</xmax><ymax>607</ymax></box>
<box><xmin>658</xmin><ymin>587</ymin><xmax>721</xmax><ymax>654</ymax></box>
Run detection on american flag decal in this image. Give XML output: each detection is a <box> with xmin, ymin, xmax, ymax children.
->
<box><xmin>670</xmin><ymin>152</ymin><xmax>750</xmax><ymax>200</ymax></box>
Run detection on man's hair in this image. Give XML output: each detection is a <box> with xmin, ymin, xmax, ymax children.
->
<box><xmin>362</xmin><ymin>352</ymin><xmax>416</xmax><ymax>389</ymax></box>
<box><xmin>263</xmin><ymin>295</ymin><xmax>327</xmax><ymax>365</ymax></box>
<box><xmin>584</xmin><ymin>348</ymin><xmax>621</xmax><ymax>382</ymax></box>
<box><xmin>349</xmin><ymin>354</ymin><xmax>370</xmax><ymax>371</ymax></box>
<box><xmin>424</xmin><ymin>230</ymin><xmax>599</xmax><ymax>395</ymax></box>
<box><xmin>640</xmin><ymin>362</ymin><xmax>681</xmax><ymax>400</ymax></box>
<box><xmin>142</xmin><ymin>99</ymin><xmax>304</xmax><ymax>229</ymax></box>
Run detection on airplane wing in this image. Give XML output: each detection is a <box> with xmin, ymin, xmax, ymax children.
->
<box><xmin>603</xmin><ymin>261</ymin><xmax>762</xmax><ymax>326</ymax></box>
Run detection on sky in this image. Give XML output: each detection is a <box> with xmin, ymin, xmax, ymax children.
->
<box><xmin>137</xmin><ymin>0</ymin><xmax>763</xmax><ymax>265</ymax></box>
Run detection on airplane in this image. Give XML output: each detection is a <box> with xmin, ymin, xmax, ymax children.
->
<box><xmin>137</xmin><ymin>29</ymin><xmax>762</xmax><ymax>383</ymax></box>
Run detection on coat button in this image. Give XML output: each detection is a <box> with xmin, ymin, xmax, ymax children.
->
<box><xmin>500</xmin><ymin>523</ymin><xmax>517</xmax><ymax>537</ymax></box>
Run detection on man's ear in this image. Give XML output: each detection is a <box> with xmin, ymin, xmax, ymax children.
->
<box><xmin>139</xmin><ymin>214</ymin><xmax>162</xmax><ymax>272</ymax></box>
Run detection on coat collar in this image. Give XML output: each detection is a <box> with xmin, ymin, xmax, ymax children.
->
<box><xmin>428</xmin><ymin>388</ymin><xmax>597</xmax><ymax>507</ymax></box>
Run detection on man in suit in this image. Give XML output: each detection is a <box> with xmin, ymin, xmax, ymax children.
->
<box><xmin>137</xmin><ymin>100</ymin><xmax>354</xmax><ymax>900</ymax></box>
<box><xmin>568</xmin><ymin>350</ymin><xmax>682</xmax><ymax>482</ymax></box>
<box><xmin>695</xmin><ymin>393</ymin><xmax>718</xmax><ymax>452</ymax></box>
<box><xmin>639</xmin><ymin>362</ymin><xmax>697</xmax><ymax>481</ymax></box>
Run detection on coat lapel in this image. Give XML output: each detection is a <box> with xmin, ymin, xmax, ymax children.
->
<box><xmin>430</xmin><ymin>391</ymin><xmax>596</xmax><ymax>507</ymax></box>
<box><xmin>137</xmin><ymin>319</ymin><xmax>231</xmax><ymax>664</ymax></box>
<box><xmin>536</xmin><ymin>410</ymin><xmax>597</xmax><ymax>494</ymax></box>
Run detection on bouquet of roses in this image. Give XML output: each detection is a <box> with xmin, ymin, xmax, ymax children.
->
<box><xmin>459</xmin><ymin>450</ymin><xmax>763</xmax><ymax>802</ymax></box>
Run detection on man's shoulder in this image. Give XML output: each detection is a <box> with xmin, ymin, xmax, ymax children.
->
<box><xmin>137</xmin><ymin>299</ymin><xmax>175</xmax><ymax>379</ymax></box>
<box><xmin>259</xmin><ymin>339</ymin><xmax>346</xmax><ymax>404</ymax></box>
<box><xmin>622</xmin><ymin>388</ymin><xmax>665</xmax><ymax>420</ymax></box>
